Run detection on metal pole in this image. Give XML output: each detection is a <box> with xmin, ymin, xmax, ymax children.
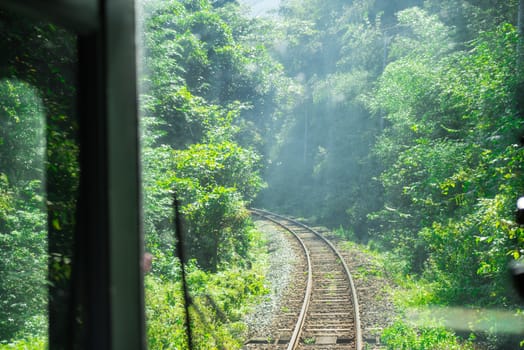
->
<box><xmin>173</xmin><ymin>193</ymin><xmax>194</xmax><ymax>349</ymax></box>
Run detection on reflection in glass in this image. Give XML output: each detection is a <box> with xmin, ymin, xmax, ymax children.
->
<box><xmin>0</xmin><ymin>9</ymin><xmax>78</xmax><ymax>348</ymax></box>
<box><xmin>0</xmin><ymin>79</ymin><xmax>47</xmax><ymax>345</ymax></box>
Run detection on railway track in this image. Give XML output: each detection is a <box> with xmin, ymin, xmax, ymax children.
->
<box><xmin>245</xmin><ymin>209</ymin><xmax>363</xmax><ymax>350</ymax></box>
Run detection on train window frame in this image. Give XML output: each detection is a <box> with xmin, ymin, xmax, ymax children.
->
<box><xmin>0</xmin><ymin>1</ymin><xmax>144</xmax><ymax>349</ymax></box>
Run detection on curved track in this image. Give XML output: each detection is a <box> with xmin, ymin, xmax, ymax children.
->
<box><xmin>246</xmin><ymin>209</ymin><xmax>362</xmax><ymax>350</ymax></box>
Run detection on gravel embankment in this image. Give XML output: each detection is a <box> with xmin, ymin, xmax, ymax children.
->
<box><xmin>242</xmin><ymin>219</ymin><xmax>299</xmax><ymax>339</ymax></box>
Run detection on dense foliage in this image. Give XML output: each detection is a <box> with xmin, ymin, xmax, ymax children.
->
<box><xmin>262</xmin><ymin>0</ymin><xmax>524</xmax><ymax>299</ymax></box>
<box><xmin>258</xmin><ymin>0</ymin><xmax>524</xmax><ymax>347</ymax></box>
<box><xmin>139</xmin><ymin>0</ymin><xmax>284</xmax><ymax>347</ymax></box>
<box><xmin>3</xmin><ymin>0</ymin><xmax>524</xmax><ymax>348</ymax></box>
<box><xmin>0</xmin><ymin>80</ymin><xmax>47</xmax><ymax>342</ymax></box>
<box><xmin>371</xmin><ymin>15</ymin><xmax>524</xmax><ymax>303</ymax></box>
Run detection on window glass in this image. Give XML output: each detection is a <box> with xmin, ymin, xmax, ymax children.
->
<box><xmin>138</xmin><ymin>1</ymin><xmax>524</xmax><ymax>349</ymax></box>
<box><xmin>0</xmin><ymin>9</ymin><xmax>78</xmax><ymax>348</ymax></box>
<box><xmin>0</xmin><ymin>78</ymin><xmax>47</xmax><ymax>346</ymax></box>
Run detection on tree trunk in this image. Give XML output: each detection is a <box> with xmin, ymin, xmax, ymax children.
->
<box><xmin>518</xmin><ymin>0</ymin><xmax>524</xmax><ymax>69</ymax></box>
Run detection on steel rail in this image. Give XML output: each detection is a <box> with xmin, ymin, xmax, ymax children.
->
<box><xmin>252</xmin><ymin>208</ymin><xmax>363</xmax><ymax>350</ymax></box>
<box><xmin>251</xmin><ymin>208</ymin><xmax>313</xmax><ymax>349</ymax></box>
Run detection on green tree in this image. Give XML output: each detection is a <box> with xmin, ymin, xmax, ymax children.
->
<box><xmin>140</xmin><ymin>0</ymin><xmax>277</xmax><ymax>272</ymax></box>
<box><xmin>369</xmin><ymin>8</ymin><xmax>524</xmax><ymax>303</ymax></box>
<box><xmin>0</xmin><ymin>80</ymin><xmax>47</xmax><ymax>341</ymax></box>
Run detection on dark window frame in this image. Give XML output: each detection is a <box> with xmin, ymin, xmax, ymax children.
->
<box><xmin>0</xmin><ymin>1</ymin><xmax>144</xmax><ymax>349</ymax></box>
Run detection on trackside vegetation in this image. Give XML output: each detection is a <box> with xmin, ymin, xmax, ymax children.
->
<box><xmin>139</xmin><ymin>0</ymin><xmax>281</xmax><ymax>348</ymax></box>
<box><xmin>2</xmin><ymin>0</ymin><xmax>524</xmax><ymax>349</ymax></box>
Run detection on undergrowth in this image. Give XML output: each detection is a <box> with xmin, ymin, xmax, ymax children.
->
<box><xmin>145</xmin><ymin>225</ymin><xmax>269</xmax><ymax>349</ymax></box>
<box><xmin>0</xmin><ymin>337</ymin><xmax>46</xmax><ymax>350</ymax></box>
<box><xmin>340</xmin><ymin>239</ymin><xmax>478</xmax><ymax>349</ymax></box>
<box><xmin>381</xmin><ymin>321</ymin><xmax>474</xmax><ymax>350</ymax></box>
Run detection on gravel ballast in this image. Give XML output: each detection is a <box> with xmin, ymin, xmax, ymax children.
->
<box><xmin>243</xmin><ymin>218</ymin><xmax>397</xmax><ymax>349</ymax></box>
<box><xmin>242</xmin><ymin>219</ymin><xmax>299</xmax><ymax>339</ymax></box>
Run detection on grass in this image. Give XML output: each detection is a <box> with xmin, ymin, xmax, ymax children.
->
<box><xmin>0</xmin><ymin>337</ymin><xmax>46</xmax><ymax>350</ymax></box>
<box><xmin>381</xmin><ymin>321</ymin><xmax>474</xmax><ymax>350</ymax></box>
<box><xmin>302</xmin><ymin>337</ymin><xmax>316</xmax><ymax>344</ymax></box>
